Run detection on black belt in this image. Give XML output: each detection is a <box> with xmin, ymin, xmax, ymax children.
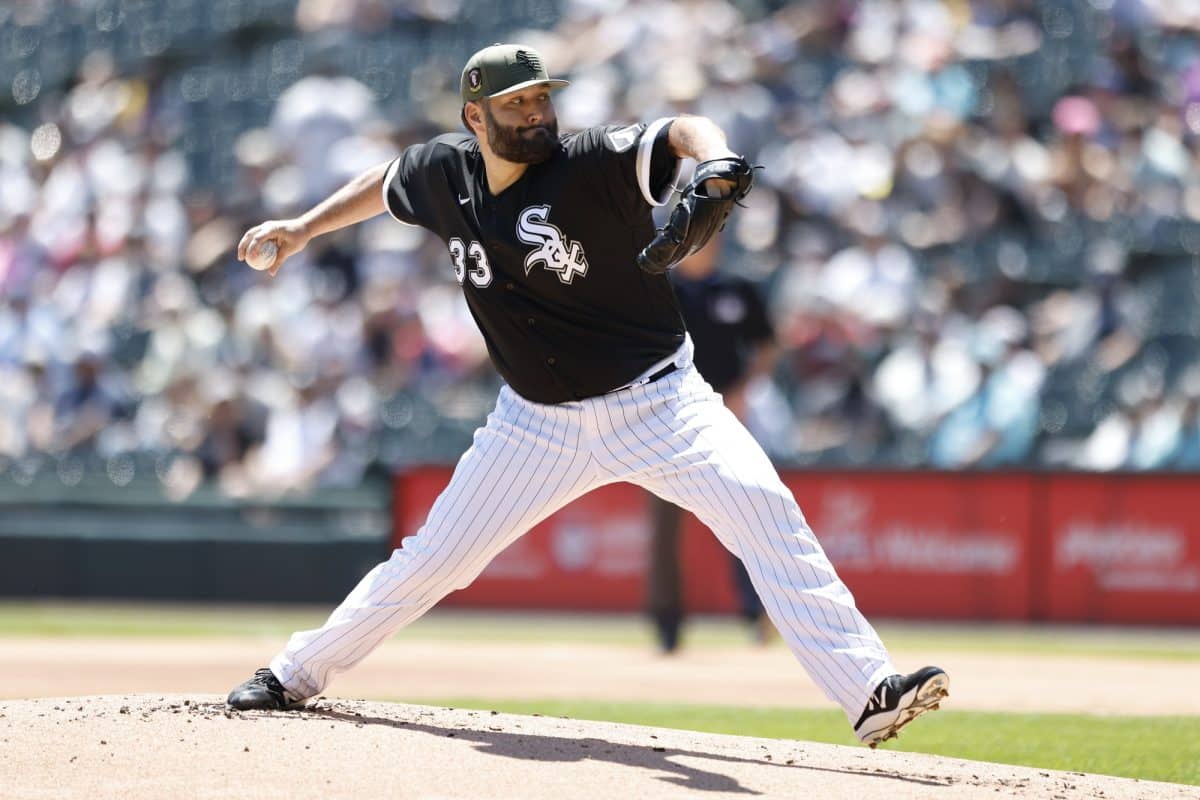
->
<box><xmin>608</xmin><ymin>362</ymin><xmax>678</xmax><ymax>394</ymax></box>
<box><xmin>645</xmin><ymin>363</ymin><xmax>678</xmax><ymax>383</ymax></box>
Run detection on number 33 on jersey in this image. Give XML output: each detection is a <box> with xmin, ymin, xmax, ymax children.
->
<box><xmin>448</xmin><ymin>238</ymin><xmax>492</xmax><ymax>288</ymax></box>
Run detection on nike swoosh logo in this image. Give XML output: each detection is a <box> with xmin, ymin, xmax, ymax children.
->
<box><xmin>458</xmin><ymin>195</ymin><xmax>471</xmax><ymax>205</ymax></box>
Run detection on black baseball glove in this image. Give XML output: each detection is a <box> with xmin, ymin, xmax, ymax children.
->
<box><xmin>635</xmin><ymin>156</ymin><xmax>757</xmax><ymax>275</ymax></box>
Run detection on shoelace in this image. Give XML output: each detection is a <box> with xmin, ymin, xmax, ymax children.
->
<box><xmin>248</xmin><ymin>669</ymin><xmax>283</xmax><ymax>692</ymax></box>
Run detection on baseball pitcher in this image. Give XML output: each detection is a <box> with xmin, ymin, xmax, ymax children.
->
<box><xmin>227</xmin><ymin>43</ymin><xmax>948</xmax><ymax>748</ymax></box>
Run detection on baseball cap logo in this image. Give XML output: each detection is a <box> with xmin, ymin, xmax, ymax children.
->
<box><xmin>515</xmin><ymin>49</ymin><xmax>541</xmax><ymax>76</ymax></box>
<box><xmin>468</xmin><ymin>68</ymin><xmax>482</xmax><ymax>91</ymax></box>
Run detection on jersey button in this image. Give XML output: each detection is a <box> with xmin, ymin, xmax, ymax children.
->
<box><xmin>527</xmin><ymin>317</ymin><xmax>536</xmax><ymax>326</ymax></box>
<box><xmin>546</xmin><ymin>357</ymin><xmax>557</xmax><ymax>366</ymax></box>
<box><xmin>505</xmin><ymin>281</ymin><xmax>515</xmax><ymax>290</ymax></box>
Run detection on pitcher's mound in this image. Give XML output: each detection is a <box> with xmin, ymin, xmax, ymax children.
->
<box><xmin>0</xmin><ymin>695</ymin><xmax>1188</xmax><ymax>799</ymax></box>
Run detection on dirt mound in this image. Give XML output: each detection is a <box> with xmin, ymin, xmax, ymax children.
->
<box><xmin>1</xmin><ymin>695</ymin><xmax>1190</xmax><ymax>799</ymax></box>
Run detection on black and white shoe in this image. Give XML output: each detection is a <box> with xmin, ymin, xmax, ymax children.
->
<box><xmin>226</xmin><ymin>667</ymin><xmax>305</xmax><ymax>711</ymax></box>
<box><xmin>853</xmin><ymin>666</ymin><xmax>949</xmax><ymax>748</ymax></box>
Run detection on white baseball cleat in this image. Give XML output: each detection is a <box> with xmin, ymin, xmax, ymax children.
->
<box><xmin>853</xmin><ymin>666</ymin><xmax>949</xmax><ymax>748</ymax></box>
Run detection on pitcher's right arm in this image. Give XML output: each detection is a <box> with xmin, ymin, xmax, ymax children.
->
<box><xmin>237</xmin><ymin>159</ymin><xmax>392</xmax><ymax>276</ymax></box>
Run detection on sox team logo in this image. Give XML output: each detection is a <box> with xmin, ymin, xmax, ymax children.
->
<box><xmin>516</xmin><ymin>205</ymin><xmax>589</xmax><ymax>284</ymax></box>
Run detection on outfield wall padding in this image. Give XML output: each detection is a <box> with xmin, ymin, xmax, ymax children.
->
<box><xmin>0</xmin><ymin>480</ymin><xmax>392</xmax><ymax>603</ymax></box>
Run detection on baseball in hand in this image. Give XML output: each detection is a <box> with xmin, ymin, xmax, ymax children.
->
<box><xmin>246</xmin><ymin>239</ymin><xmax>278</xmax><ymax>271</ymax></box>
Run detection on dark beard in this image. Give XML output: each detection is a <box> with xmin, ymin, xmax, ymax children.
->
<box><xmin>484</xmin><ymin>104</ymin><xmax>559</xmax><ymax>164</ymax></box>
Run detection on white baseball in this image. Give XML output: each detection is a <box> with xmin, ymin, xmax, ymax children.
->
<box><xmin>246</xmin><ymin>239</ymin><xmax>278</xmax><ymax>271</ymax></box>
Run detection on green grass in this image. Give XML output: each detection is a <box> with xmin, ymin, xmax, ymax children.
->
<box><xmin>0</xmin><ymin>601</ymin><xmax>331</xmax><ymax>638</ymax></box>
<box><xmin>2</xmin><ymin>602</ymin><xmax>1200</xmax><ymax>662</ymax></box>
<box><xmin>408</xmin><ymin>699</ymin><xmax>1200</xmax><ymax>787</ymax></box>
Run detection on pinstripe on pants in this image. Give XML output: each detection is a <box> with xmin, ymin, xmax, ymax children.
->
<box><xmin>271</xmin><ymin>362</ymin><xmax>896</xmax><ymax>722</ymax></box>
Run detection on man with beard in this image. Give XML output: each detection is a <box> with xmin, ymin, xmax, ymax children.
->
<box><xmin>226</xmin><ymin>43</ymin><xmax>948</xmax><ymax>748</ymax></box>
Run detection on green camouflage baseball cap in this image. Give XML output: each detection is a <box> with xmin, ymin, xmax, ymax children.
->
<box><xmin>460</xmin><ymin>44</ymin><xmax>568</xmax><ymax>104</ymax></box>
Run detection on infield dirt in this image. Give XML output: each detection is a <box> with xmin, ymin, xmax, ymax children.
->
<box><xmin>4</xmin><ymin>694</ymin><xmax>1195</xmax><ymax>800</ymax></box>
<box><xmin>2</xmin><ymin>635</ymin><xmax>1198</xmax><ymax>715</ymax></box>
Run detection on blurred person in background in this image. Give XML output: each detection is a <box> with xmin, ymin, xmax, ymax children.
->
<box><xmin>929</xmin><ymin>306</ymin><xmax>1046</xmax><ymax>468</ymax></box>
<box><xmin>645</xmin><ymin>236</ymin><xmax>778</xmax><ymax>653</ymax></box>
<box><xmin>53</xmin><ymin>349</ymin><xmax>127</xmax><ymax>455</ymax></box>
<box><xmin>1174</xmin><ymin>397</ymin><xmax>1200</xmax><ymax>469</ymax></box>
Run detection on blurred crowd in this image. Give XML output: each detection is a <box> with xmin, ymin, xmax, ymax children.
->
<box><xmin>3</xmin><ymin>0</ymin><xmax>1200</xmax><ymax>497</ymax></box>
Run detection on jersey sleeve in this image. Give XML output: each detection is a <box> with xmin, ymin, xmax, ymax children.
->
<box><xmin>381</xmin><ymin>142</ymin><xmax>436</xmax><ymax>227</ymax></box>
<box><xmin>581</xmin><ymin>118</ymin><xmax>684</xmax><ymax>213</ymax></box>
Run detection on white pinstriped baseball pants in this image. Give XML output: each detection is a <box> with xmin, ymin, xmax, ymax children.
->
<box><xmin>271</xmin><ymin>361</ymin><xmax>897</xmax><ymax>722</ymax></box>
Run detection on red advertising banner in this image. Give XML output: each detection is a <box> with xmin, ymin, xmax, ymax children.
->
<box><xmin>786</xmin><ymin>473</ymin><xmax>1036</xmax><ymax>620</ymax></box>
<box><xmin>1043</xmin><ymin>475</ymin><xmax>1200</xmax><ymax>624</ymax></box>
<box><xmin>392</xmin><ymin>468</ymin><xmax>1200</xmax><ymax>622</ymax></box>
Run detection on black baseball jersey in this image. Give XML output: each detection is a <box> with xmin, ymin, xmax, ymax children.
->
<box><xmin>671</xmin><ymin>271</ymin><xmax>773</xmax><ymax>392</ymax></box>
<box><xmin>382</xmin><ymin>119</ymin><xmax>686</xmax><ymax>404</ymax></box>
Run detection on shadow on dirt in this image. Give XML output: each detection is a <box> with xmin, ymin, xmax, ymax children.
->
<box><xmin>284</xmin><ymin>702</ymin><xmax>953</xmax><ymax>795</ymax></box>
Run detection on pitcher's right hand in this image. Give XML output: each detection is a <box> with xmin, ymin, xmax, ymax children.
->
<box><xmin>238</xmin><ymin>219</ymin><xmax>310</xmax><ymax>277</ymax></box>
